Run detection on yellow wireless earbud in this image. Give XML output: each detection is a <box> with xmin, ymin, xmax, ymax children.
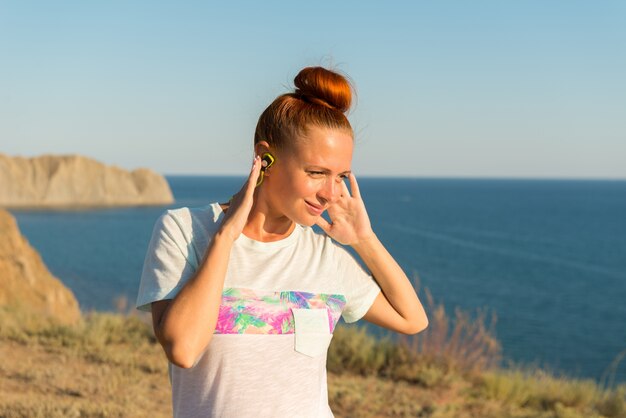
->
<box><xmin>256</xmin><ymin>152</ymin><xmax>275</xmax><ymax>187</ymax></box>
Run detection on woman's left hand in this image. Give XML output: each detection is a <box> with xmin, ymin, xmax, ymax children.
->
<box><xmin>315</xmin><ymin>173</ymin><xmax>375</xmax><ymax>247</ymax></box>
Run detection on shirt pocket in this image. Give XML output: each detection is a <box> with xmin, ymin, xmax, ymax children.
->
<box><xmin>291</xmin><ymin>308</ymin><xmax>333</xmax><ymax>357</ymax></box>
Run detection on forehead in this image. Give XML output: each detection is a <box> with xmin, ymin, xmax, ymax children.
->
<box><xmin>290</xmin><ymin>126</ymin><xmax>353</xmax><ymax>169</ymax></box>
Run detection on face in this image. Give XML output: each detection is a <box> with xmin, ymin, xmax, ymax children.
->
<box><xmin>263</xmin><ymin>125</ymin><xmax>353</xmax><ymax>226</ymax></box>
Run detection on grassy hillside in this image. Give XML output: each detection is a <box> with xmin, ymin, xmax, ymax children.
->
<box><xmin>0</xmin><ymin>293</ymin><xmax>624</xmax><ymax>418</ymax></box>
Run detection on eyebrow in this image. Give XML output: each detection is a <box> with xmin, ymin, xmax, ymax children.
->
<box><xmin>306</xmin><ymin>166</ymin><xmax>352</xmax><ymax>175</ymax></box>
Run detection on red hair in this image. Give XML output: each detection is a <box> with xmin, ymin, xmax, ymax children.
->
<box><xmin>254</xmin><ymin>66</ymin><xmax>355</xmax><ymax>151</ymax></box>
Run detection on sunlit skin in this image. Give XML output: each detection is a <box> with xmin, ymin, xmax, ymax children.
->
<box><xmin>214</xmin><ymin>124</ymin><xmax>428</xmax><ymax>336</ymax></box>
<box><xmin>152</xmin><ymin>125</ymin><xmax>427</xmax><ymax>370</ymax></box>
<box><xmin>221</xmin><ymin>125</ymin><xmax>372</xmax><ymax>245</ymax></box>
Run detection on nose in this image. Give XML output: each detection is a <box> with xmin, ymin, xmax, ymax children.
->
<box><xmin>317</xmin><ymin>177</ymin><xmax>341</xmax><ymax>205</ymax></box>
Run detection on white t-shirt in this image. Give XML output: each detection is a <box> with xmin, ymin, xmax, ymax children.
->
<box><xmin>136</xmin><ymin>202</ymin><xmax>381</xmax><ymax>418</ymax></box>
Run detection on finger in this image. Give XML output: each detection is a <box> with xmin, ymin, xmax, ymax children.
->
<box><xmin>315</xmin><ymin>216</ymin><xmax>332</xmax><ymax>234</ymax></box>
<box><xmin>348</xmin><ymin>172</ymin><xmax>361</xmax><ymax>200</ymax></box>
<box><xmin>232</xmin><ymin>156</ymin><xmax>261</xmax><ymax>204</ymax></box>
<box><xmin>245</xmin><ymin>156</ymin><xmax>262</xmax><ymax>193</ymax></box>
<box><xmin>340</xmin><ymin>177</ymin><xmax>350</xmax><ymax>199</ymax></box>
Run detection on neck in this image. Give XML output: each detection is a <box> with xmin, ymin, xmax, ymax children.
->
<box><xmin>220</xmin><ymin>189</ymin><xmax>295</xmax><ymax>242</ymax></box>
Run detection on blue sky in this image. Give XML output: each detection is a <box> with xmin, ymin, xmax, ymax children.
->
<box><xmin>1</xmin><ymin>1</ymin><xmax>624</xmax><ymax>178</ymax></box>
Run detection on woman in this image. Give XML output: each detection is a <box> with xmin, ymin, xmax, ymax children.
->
<box><xmin>136</xmin><ymin>66</ymin><xmax>428</xmax><ymax>417</ymax></box>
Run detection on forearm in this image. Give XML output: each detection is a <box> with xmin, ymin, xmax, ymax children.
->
<box><xmin>158</xmin><ymin>230</ymin><xmax>233</xmax><ymax>367</ymax></box>
<box><xmin>352</xmin><ymin>234</ymin><xmax>426</xmax><ymax>327</ymax></box>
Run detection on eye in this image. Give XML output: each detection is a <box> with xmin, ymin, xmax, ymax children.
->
<box><xmin>307</xmin><ymin>171</ymin><xmax>325</xmax><ymax>176</ymax></box>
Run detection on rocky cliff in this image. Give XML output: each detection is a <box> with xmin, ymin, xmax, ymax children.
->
<box><xmin>0</xmin><ymin>153</ymin><xmax>174</xmax><ymax>208</ymax></box>
<box><xmin>0</xmin><ymin>208</ymin><xmax>81</xmax><ymax>325</ymax></box>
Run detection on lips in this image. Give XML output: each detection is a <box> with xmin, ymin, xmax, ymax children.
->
<box><xmin>305</xmin><ymin>201</ymin><xmax>325</xmax><ymax>215</ymax></box>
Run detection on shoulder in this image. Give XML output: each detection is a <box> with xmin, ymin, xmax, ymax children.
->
<box><xmin>162</xmin><ymin>202</ymin><xmax>217</xmax><ymax>220</ymax></box>
<box><xmin>299</xmin><ymin>226</ymin><xmax>360</xmax><ymax>267</ymax></box>
<box><xmin>296</xmin><ymin>224</ymin><xmax>342</xmax><ymax>256</ymax></box>
<box><xmin>297</xmin><ymin>224</ymin><xmax>329</xmax><ymax>242</ymax></box>
<box><xmin>156</xmin><ymin>202</ymin><xmax>222</xmax><ymax>239</ymax></box>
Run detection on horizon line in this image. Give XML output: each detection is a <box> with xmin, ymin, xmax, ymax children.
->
<box><xmin>162</xmin><ymin>173</ymin><xmax>626</xmax><ymax>182</ymax></box>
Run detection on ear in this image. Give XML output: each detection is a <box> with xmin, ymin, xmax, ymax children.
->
<box><xmin>254</xmin><ymin>141</ymin><xmax>271</xmax><ymax>158</ymax></box>
<box><xmin>254</xmin><ymin>141</ymin><xmax>277</xmax><ymax>177</ymax></box>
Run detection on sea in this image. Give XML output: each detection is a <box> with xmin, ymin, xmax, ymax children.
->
<box><xmin>8</xmin><ymin>176</ymin><xmax>626</xmax><ymax>386</ymax></box>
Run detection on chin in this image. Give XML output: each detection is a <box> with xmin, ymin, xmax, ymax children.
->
<box><xmin>299</xmin><ymin>217</ymin><xmax>319</xmax><ymax>228</ymax></box>
<box><xmin>290</xmin><ymin>212</ymin><xmax>315</xmax><ymax>227</ymax></box>
<box><xmin>294</xmin><ymin>207</ymin><xmax>321</xmax><ymax>227</ymax></box>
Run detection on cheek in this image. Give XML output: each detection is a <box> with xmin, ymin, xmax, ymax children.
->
<box><xmin>286</xmin><ymin>176</ymin><xmax>319</xmax><ymax>197</ymax></box>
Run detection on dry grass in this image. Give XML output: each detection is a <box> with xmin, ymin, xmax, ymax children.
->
<box><xmin>0</xmin><ymin>305</ymin><xmax>171</xmax><ymax>418</ymax></box>
<box><xmin>398</xmin><ymin>287</ymin><xmax>502</xmax><ymax>374</ymax></box>
<box><xmin>1</xmin><ymin>293</ymin><xmax>625</xmax><ymax>417</ymax></box>
<box><xmin>328</xmin><ymin>285</ymin><xmax>502</xmax><ymax>390</ymax></box>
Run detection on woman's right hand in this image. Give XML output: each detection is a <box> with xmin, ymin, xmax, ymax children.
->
<box><xmin>218</xmin><ymin>155</ymin><xmax>262</xmax><ymax>242</ymax></box>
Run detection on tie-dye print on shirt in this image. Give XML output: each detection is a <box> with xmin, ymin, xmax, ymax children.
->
<box><xmin>214</xmin><ymin>288</ymin><xmax>347</xmax><ymax>335</ymax></box>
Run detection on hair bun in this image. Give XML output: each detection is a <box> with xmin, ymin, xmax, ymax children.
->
<box><xmin>293</xmin><ymin>67</ymin><xmax>353</xmax><ymax>113</ymax></box>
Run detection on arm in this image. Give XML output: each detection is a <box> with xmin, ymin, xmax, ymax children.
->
<box><xmin>316</xmin><ymin>172</ymin><xmax>428</xmax><ymax>335</ymax></box>
<box><xmin>152</xmin><ymin>230</ymin><xmax>235</xmax><ymax>369</ymax></box>
<box><xmin>352</xmin><ymin>235</ymin><xmax>428</xmax><ymax>334</ymax></box>
<box><xmin>152</xmin><ymin>155</ymin><xmax>262</xmax><ymax>368</ymax></box>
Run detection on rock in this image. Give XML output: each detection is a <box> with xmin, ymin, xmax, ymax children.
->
<box><xmin>0</xmin><ymin>208</ymin><xmax>81</xmax><ymax>325</ymax></box>
<box><xmin>0</xmin><ymin>153</ymin><xmax>174</xmax><ymax>208</ymax></box>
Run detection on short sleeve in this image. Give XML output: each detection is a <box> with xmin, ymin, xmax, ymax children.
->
<box><xmin>135</xmin><ymin>210</ymin><xmax>198</xmax><ymax>312</ymax></box>
<box><xmin>334</xmin><ymin>243</ymin><xmax>381</xmax><ymax>323</ymax></box>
